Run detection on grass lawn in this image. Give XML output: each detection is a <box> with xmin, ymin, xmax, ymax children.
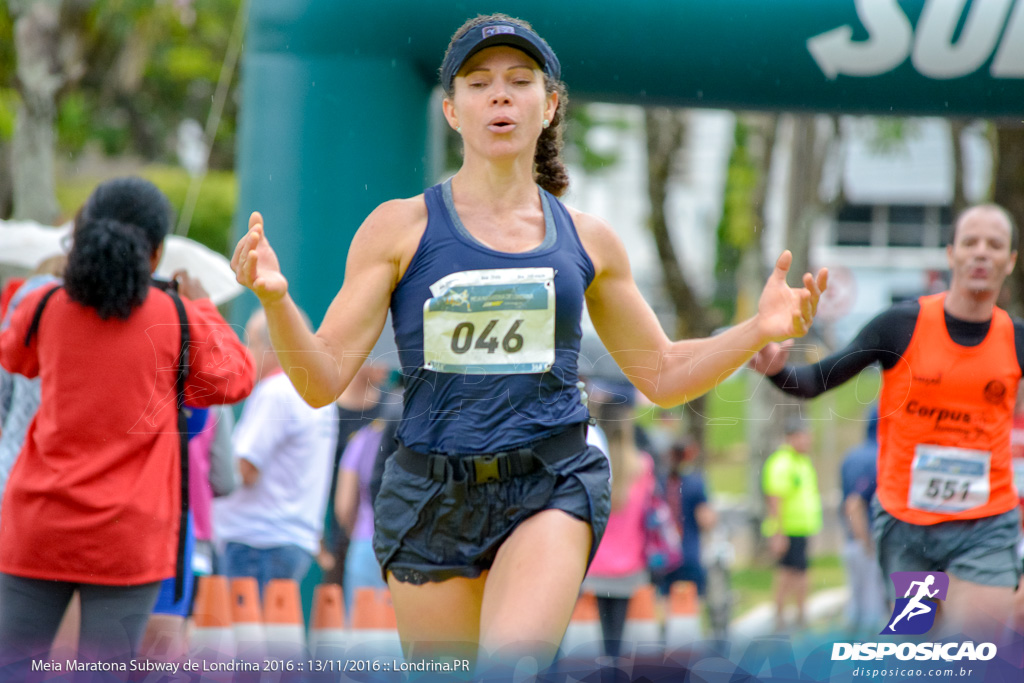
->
<box><xmin>706</xmin><ymin>370</ymin><xmax>882</xmax><ymax>453</ymax></box>
<box><xmin>703</xmin><ymin>368</ymin><xmax>882</xmax><ymax>496</ymax></box>
<box><xmin>729</xmin><ymin>553</ymin><xmax>846</xmax><ymax>618</ymax></box>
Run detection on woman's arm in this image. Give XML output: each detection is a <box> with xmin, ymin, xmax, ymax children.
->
<box><xmin>231</xmin><ymin>200</ymin><xmax>425</xmax><ymax>408</ymax></box>
<box><xmin>577</xmin><ymin>212</ymin><xmax>827</xmax><ymax>408</ymax></box>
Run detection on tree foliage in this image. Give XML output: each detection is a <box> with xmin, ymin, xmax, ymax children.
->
<box><xmin>0</xmin><ymin>0</ymin><xmax>242</xmax><ymax>170</ymax></box>
<box><xmin>65</xmin><ymin>0</ymin><xmax>241</xmax><ymax>167</ymax></box>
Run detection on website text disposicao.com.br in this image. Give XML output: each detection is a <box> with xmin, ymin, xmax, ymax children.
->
<box><xmin>849</xmin><ymin>665</ymin><xmax>979</xmax><ymax>678</ymax></box>
<box><xmin>835</xmin><ymin>641</ymin><xmax>996</xmax><ymax>678</ymax></box>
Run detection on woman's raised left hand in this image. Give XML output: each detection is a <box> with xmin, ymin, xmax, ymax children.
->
<box><xmin>755</xmin><ymin>250</ymin><xmax>828</xmax><ymax>344</ymax></box>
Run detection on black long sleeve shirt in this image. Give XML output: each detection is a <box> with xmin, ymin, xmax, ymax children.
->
<box><xmin>769</xmin><ymin>300</ymin><xmax>1024</xmax><ymax>398</ymax></box>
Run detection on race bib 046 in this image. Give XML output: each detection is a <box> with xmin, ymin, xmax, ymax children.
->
<box><xmin>422</xmin><ymin>268</ymin><xmax>555</xmax><ymax>374</ymax></box>
<box><xmin>908</xmin><ymin>444</ymin><xmax>991</xmax><ymax>513</ymax></box>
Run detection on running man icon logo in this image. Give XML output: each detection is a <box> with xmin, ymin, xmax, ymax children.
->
<box><xmin>882</xmin><ymin>571</ymin><xmax>950</xmax><ymax>635</ymax></box>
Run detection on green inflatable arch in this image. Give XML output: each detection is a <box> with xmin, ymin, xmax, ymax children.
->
<box><xmin>236</xmin><ymin>0</ymin><xmax>1024</xmax><ymax>319</ymax></box>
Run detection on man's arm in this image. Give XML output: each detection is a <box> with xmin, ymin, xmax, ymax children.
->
<box><xmin>232</xmin><ymin>380</ymin><xmax>290</xmax><ymax>489</ymax></box>
<box><xmin>1012</xmin><ymin>318</ymin><xmax>1024</xmax><ymax>373</ymax></box>
<box><xmin>751</xmin><ymin>304</ymin><xmax>919</xmax><ymax>399</ymax></box>
<box><xmin>695</xmin><ymin>502</ymin><xmax>717</xmax><ymax>532</ymax></box>
<box><xmin>844</xmin><ymin>493</ymin><xmax>873</xmax><ymax>555</ymax></box>
<box><xmin>207</xmin><ymin>405</ymin><xmax>238</xmax><ymax>496</ymax></box>
<box><xmin>764</xmin><ymin>495</ymin><xmax>788</xmax><ymax>557</ymax></box>
<box><xmin>239</xmin><ymin>458</ymin><xmax>260</xmax><ymax>487</ymax></box>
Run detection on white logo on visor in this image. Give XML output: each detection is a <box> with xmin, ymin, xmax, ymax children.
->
<box><xmin>483</xmin><ymin>26</ymin><xmax>516</xmax><ymax>38</ymax></box>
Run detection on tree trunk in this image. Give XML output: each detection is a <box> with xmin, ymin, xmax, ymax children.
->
<box><xmin>9</xmin><ymin>0</ymin><xmax>85</xmax><ymax>224</ymax></box>
<box><xmin>749</xmin><ymin>114</ymin><xmax>839</xmax><ymax>555</ymax></box>
<box><xmin>10</xmin><ymin>0</ymin><xmax>64</xmax><ymax>223</ymax></box>
<box><xmin>644</xmin><ymin>107</ymin><xmax>714</xmax><ymax>446</ymax></box>
<box><xmin>644</xmin><ymin>108</ymin><xmax>712</xmax><ymax>340</ymax></box>
<box><xmin>994</xmin><ymin>122</ymin><xmax>1024</xmax><ymax>317</ymax></box>
<box><xmin>0</xmin><ymin>140</ymin><xmax>13</xmax><ymax>219</ymax></box>
<box><xmin>732</xmin><ymin>114</ymin><xmax>785</xmax><ymax>550</ymax></box>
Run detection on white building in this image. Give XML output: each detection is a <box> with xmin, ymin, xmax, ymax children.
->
<box><xmin>565</xmin><ymin>107</ymin><xmax>992</xmax><ymax>348</ymax></box>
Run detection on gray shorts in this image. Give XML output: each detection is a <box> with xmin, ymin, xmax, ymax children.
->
<box><xmin>373</xmin><ymin>443</ymin><xmax>611</xmax><ymax>585</ymax></box>
<box><xmin>872</xmin><ymin>499</ymin><xmax>1022</xmax><ymax>599</ymax></box>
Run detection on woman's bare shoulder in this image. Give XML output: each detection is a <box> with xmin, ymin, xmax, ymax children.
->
<box><xmin>348</xmin><ymin>194</ymin><xmax>430</xmax><ymax>278</ymax></box>
<box><xmin>565</xmin><ymin>205</ymin><xmax>628</xmax><ymax>276</ymax></box>
<box><xmin>360</xmin><ymin>195</ymin><xmax>428</xmax><ymax>238</ymax></box>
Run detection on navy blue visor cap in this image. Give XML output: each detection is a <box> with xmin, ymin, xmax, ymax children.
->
<box><xmin>441</xmin><ymin>21</ymin><xmax>561</xmax><ymax>94</ymax></box>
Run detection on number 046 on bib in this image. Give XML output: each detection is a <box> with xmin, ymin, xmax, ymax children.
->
<box><xmin>422</xmin><ymin>268</ymin><xmax>556</xmax><ymax>374</ymax></box>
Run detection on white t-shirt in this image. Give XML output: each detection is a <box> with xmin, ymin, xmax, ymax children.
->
<box><xmin>213</xmin><ymin>372</ymin><xmax>338</xmax><ymax>555</ymax></box>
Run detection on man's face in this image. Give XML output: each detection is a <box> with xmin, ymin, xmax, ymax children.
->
<box><xmin>789</xmin><ymin>430</ymin><xmax>813</xmax><ymax>454</ymax></box>
<box><xmin>947</xmin><ymin>208</ymin><xmax>1017</xmax><ymax>297</ymax></box>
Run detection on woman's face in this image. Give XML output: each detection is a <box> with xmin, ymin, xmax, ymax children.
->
<box><xmin>443</xmin><ymin>45</ymin><xmax>558</xmax><ymax>160</ymax></box>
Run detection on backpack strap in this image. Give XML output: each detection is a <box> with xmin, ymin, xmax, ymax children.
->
<box><xmin>23</xmin><ymin>285</ymin><xmax>63</xmax><ymax>347</ymax></box>
<box><xmin>166</xmin><ymin>289</ymin><xmax>191</xmax><ymax>604</ymax></box>
<box><xmin>23</xmin><ymin>283</ymin><xmax>193</xmax><ymax>601</ymax></box>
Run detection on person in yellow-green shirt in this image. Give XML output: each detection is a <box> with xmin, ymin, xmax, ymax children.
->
<box><xmin>762</xmin><ymin>417</ymin><xmax>823</xmax><ymax>632</ymax></box>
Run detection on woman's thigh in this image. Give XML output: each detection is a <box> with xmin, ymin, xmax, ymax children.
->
<box><xmin>387</xmin><ymin>571</ymin><xmax>486</xmax><ymax>664</ymax></box>
<box><xmin>77</xmin><ymin>581</ymin><xmax>162</xmax><ymax>661</ymax></box>
<box><xmin>0</xmin><ymin>573</ymin><xmax>75</xmax><ymax>663</ymax></box>
<box><xmin>479</xmin><ymin>508</ymin><xmax>592</xmax><ymax>668</ymax></box>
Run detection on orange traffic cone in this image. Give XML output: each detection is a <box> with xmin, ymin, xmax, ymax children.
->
<box><xmin>349</xmin><ymin>588</ymin><xmax>402</xmax><ymax>660</ymax></box>
<box><xmin>229</xmin><ymin>577</ymin><xmax>264</xmax><ymax>661</ymax></box>
<box><xmin>189</xmin><ymin>575</ymin><xmax>236</xmax><ymax>660</ymax></box>
<box><xmin>623</xmin><ymin>584</ymin><xmax>662</xmax><ymax>658</ymax></box>
<box><xmin>561</xmin><ymin>591</ymin><xmax>601</xmax><ymax>659</ymax></box>
<box><xmin>309</xmin><ymin>584</ymin><xmax>346</xmax><ymax>658</ymax></box>
<box><xmin>264</xmin><ymin>578</ymin><xmax>307</xmax><ymax>660</ymax></box>
<box><xmin>665</xmin><ymin>581</ymin><xmax>702</xmax><ymax>650</ymax></box>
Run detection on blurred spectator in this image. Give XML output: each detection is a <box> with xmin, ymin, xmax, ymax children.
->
<box><xmin>142</xmin><ymin>403</ymin><xmax>238</xmax><ymax>659</ymax></box>
<box><xmin>321</xmin><ymin>359</ymin><xmax>389</xmax><ymax>588</ymax></box>
<box><xmin>190</xmin><ymin>404</ymin><xmax>238</xmax><ymax>576</ymax></box>
<box><xmin>0</xmin><ymin>177</ymin><xmax>254</xmax><ymax>671</ymax></box>
<box><xmin>582</xmin><ymin>388</ymin><xmax>652</xmax><ymax>658</ymax></box>
<box><xmin>213</xmin><ymin>310</ymin><xmax>338</xmax><ymax>596</ymax></box>
<box><xmin>335</xmin><ymin>416</ymin><xmax>392</xmax><ymax>617</ymax></box>
<box><xmin>657</xmin><ymin>437</ymin><xmax>716</xmax><ymax>598</ymax></box>
<box><xmin>840</xmin><ymin>405</ymin><xmax>887</xmax><ymax>637</ymax></box>
<box><xmin>0</xmin><ymin>255</ymin><xmax>66</xmax><ymax>515</ymax></box>
<box><xmin>761</xmin><ymin>417</ymin><xmax>822</xmax><ymax>632</ymax></box>
<box><xmin>0</xmin><ymin>276</ymin><xmax>26</xmax><ymax>323</ymax></box>
<box><xmin>1012</xmin><ymin>389</ymin><xmax>1024</xmax><ymax>633</ymax></box>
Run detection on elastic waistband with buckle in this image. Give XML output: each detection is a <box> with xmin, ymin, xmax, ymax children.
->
<box><xmin>394</xmin><ymin>422</ymin><xmax>587</xmax><ymax>485</ymax></box>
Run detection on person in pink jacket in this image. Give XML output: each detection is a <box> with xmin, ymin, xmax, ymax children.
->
<box><xmin>582</xmin><ymin>389</ymin><xmax>656</xmax><ymax>657</ymax></box>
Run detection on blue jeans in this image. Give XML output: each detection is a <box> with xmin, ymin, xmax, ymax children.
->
<box><xmin>222</xmin><ymin>542</ymin><xmax>313</xmax><ymax>597</ymax></box>
<box><xmin>343</xmin><ymin>539</ymin><xmax>387</xmax><ymax>617</ymax></box>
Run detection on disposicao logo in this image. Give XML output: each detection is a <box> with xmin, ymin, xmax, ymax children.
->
<box><xmin>831</xmin><ymin>571</ymin><xmax>998</xmax><ymax>663</ymax></box>
<box><xmin>883</xmin><ymin>571</ymin><xmax>949</xmax><ymax>635</ymax></box>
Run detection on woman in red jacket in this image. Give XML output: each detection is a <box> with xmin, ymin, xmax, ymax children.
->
<box><xmin>0</xmin><ymin>177</ymin><xmax>255</xmax><ymax>671</ymax></box>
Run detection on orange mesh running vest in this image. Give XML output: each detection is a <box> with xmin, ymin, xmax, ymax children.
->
<box><xmin>877</xmin><ymin>293</ymin><xmax>1020</xmax><ymax>525</ymax></box>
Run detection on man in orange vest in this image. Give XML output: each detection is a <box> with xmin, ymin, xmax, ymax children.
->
<box><xmin>751</xmin><ymin>204</ymin><xmax>1022</xmax><ymax>638</ymax></box>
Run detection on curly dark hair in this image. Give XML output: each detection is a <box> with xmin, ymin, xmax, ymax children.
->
<box><xmin>442</xmin><ymin>14</ymin><xmax>570</xmax><ymax>197</ymax></box>
<box><xmin>64</xmin><ymin>177</ymin><xmax>172</xmax><ymax>319</ymax></box>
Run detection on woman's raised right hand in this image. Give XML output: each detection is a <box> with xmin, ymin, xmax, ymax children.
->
<box><xmin>230</xmin><ymin>211</ymin><xmax>289</xmax><ymax>305</ymax></box>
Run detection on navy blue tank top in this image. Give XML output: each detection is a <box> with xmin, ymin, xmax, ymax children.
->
<box><xmin>391</xmin><ymin>180</ymin><xmax>595</xmax><ymax>454</ymax></box>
